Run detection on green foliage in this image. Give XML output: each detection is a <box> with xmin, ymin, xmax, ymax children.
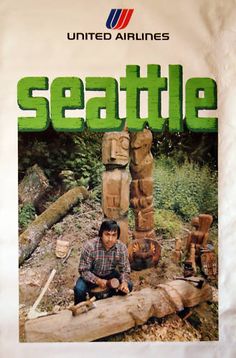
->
<box><xmin>154</xmin><ymin>209</ymin><xmax>183</xmax><ymax>238</ymax></box>
<box><xmin>152</xmin><ymin>132</ymin><xmax>217</xmax><ymax>169</ymax></box>
<box><xmin>89</xmin><ymin>188</ymin><xmax>102</xmax><ymax>202</ymax></box>
<box><xmin>65</xmin><ymin>135</ymin><xmax>103</xmax><ymax>190</ymax></box>
<box><xmin>72</xmin><ymin>206</ymin><xmax>81</xmax><ymax>214</ymax></box>
<box><xmin>18</xmin><ymin>130</ymin><xmax>103</xmax><ymax>199</ymax></box>
<box><xmin>19</xmin><ymin>203</ymin><xmax>36</xmax><ymax>229</ymax></box>
<box><xmin>153</xmin><ymin>155</ymin><xmax>218</xmax><ymax>221</ymax></box>
<box><xmin>61</xmin><ymin>178</ymin><xmax>79</xmax><ymax>190</ymax></box>
<box><xmin>53</xmin><ymin>223</ymin><xmax>63</xmax><ymax>235</ymax></box>
<box><xmin>128</xmin><ymin>209</ymin><xmax>135</xmax><ymax>230</ymax></box>
<box><xmin>59</xmin><ymin>170</ymin><xmax>78</xmax><ymax>191</ymax></box>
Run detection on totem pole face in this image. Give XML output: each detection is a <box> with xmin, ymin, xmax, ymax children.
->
<box><xmin>102</xmin><ymin>132</ymin><xmax>129</xmax><ymax>167</ymax></box>
<box><xmin>130</xmin><ymin>129</ymin><xmax>153</xmax><ymax>166</ymax></box>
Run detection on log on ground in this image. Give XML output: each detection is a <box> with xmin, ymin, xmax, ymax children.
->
<box><xmin>25</xmin><ymin>279</ymin><xmax>212</xmax><ymax>342</ymax></box>
<box><xmin>19</xmin><ymin>186</ymin><xmax>89</xmax><ymax>266</ymax></box>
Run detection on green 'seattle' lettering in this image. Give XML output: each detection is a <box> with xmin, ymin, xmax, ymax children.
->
<box><xmin>120</xmin><ymin>65</ymin><xmax>167</xmax><ymax>131</ymax></box>
<box><xmin>17</xmin><ymin>65</ymin><xmax>218</xmax><ymax>132</ymax></box>
<box><xmin>86</xmin><ymin>77</ymin><xmax>124</xmax><ymax>131</ymax></box>
<box><xmin>18</xmin><ymin>77</ymin><xmax>50</xmax><ymax>132</ymax></box>
<box><xmin>51</xmin><ymin>77</ymin><xmax>84</xmax><ymax>131</ymax></box>
<box><xmin>186</xmin><ymin>78</ymin><xmax>217</xmax><ymax>132</ymax></box>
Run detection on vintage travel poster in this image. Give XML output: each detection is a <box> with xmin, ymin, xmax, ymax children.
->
<box><xmin>0</xmin><ymin>0</ymin><xmax>236</xmax><ymax>357</ymax></box>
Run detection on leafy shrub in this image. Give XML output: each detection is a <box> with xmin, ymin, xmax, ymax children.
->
<box><xmin>53</xmin><ymin>223</ymin><xmax>63</xmax><ymax>235</ymax></box>
<box><xmin>154</xmin><ymin>209</ymin><xmax>183</xmax><ymax>238</ymax></box>
<box><xmin>19</xmin><ymin>130</ymin><xmax>104</xmax><ymax>199</ymax></box>
<box><xmin>19</xmin><ymin>203</ymin><xmax>36</xmax><ymax>229</ymax></box>
<box><xmin>153</xmin><ymin>155</ymin><xmax>218</xmax><ymax>221</ymax></box>
<box><xmin>65</xmin><ymin>135</ymin><xmax>103</xmax><ymax>190</ymax></box>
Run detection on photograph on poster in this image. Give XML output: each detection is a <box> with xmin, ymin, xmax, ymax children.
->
<box><xmin>1</xmin><ymin>0</ymin><xmax>236</xmax><ymax>356</ymax></box>
<box><xmin>18</xmin><ymin>72</ymin><xmax>218</xmax><ymax>342</ymax></box>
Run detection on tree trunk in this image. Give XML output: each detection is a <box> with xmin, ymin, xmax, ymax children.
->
<box><xmin>19</xmin><ymin>186</ymin><xmax>89</xmax><ymax>266</ymax></box>
<box><xmin>25</xmin><ymin>279</ymin><xmax>212</xmax><ymax>342</ymax></box>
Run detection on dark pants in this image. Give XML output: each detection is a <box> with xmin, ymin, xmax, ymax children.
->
<box><xmin>74</xmin><ymin>270</ymin><xmax>133</xmax><ymax>304</ymax></box>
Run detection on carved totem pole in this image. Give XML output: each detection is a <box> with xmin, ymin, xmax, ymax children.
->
<box><xmin>129</xmin><ymin>129</ymin><xmax>155</xmax><ymax>240</ymax></box>
<box><xmin>102</xmin><ymin>128</ymin><xmax>161</xmax><ymax>269</ymax></box>
<box><xmin>102</xmin><ymin>131</ymin><xmax>130</xmax><ymax>244</ymax></box>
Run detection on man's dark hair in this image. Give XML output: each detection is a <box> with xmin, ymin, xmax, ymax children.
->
<box><xmin>98</xmin><ymin>220</ymin><xmax>120</xmax><ymax>240</ymax></box>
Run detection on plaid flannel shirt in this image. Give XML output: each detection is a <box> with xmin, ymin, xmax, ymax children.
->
<box><xmin>79</xmin><ymin>237</ymin><xmax>131</xmax><ymax>284</ymax></box>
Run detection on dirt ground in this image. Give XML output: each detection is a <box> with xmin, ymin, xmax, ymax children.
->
<box><xmin>19</xmin><ymin>198</ymin><xmax>218</xmax><ymax>342</ymax></box>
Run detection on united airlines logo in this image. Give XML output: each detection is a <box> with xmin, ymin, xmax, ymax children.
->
<box><xmin>67</xmin><ymin>8</ymin><xmax>170</xmax><ymax>41</ymax></box>
<box><xmin>106</xmin><ymin>9</ymin><xmax>134</xmax><ymax>30</ymax></box>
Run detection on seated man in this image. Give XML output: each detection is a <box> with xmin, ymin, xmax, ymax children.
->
<box><xmin>74</xmin><ymin>220</ymin><xmax>133</xmax><ymax>304</ymax></box>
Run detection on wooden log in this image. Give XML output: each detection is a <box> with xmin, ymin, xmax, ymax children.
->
<box><xmin>19</xmin><ymin>186</ymin><xmax>89</xmax><ymax>266</ymax></box>
<box><xmin>25</xmin><ymin>279</ymin><xmax>212</xmax><ymax>342</ymax></box>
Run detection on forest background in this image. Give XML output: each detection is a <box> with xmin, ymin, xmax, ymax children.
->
<box><xmin>18</xmin><ymin>129</ymin><xmax>218</xmax><ymax>241</ymax></box>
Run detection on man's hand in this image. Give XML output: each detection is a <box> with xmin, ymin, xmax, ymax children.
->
<box><xmin>95</xmin><ymin>278</ymin><xmax>107</xmax><ymax>289</ymax></box>
<box><xmin>119</xmin><ymin>281</ymin><xmax>129</xmax><ymax>294</ymax></box>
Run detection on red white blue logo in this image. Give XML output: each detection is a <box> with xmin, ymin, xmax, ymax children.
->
<box><xmin>106</xmin><ymin>9</ymin><xmax>134</xmax><ymax>30</ymax></box>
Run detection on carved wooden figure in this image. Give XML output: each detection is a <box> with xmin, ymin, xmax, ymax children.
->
<box><xmin>116</xmin><ymin>217</ymin><xmax>129</xmax><ymax>245</ymax></box>
<box><xmin>101</xmin><ymin>128</ymin><xmax>160</xmax><ymax>264</ymax></box>
<box><xmin>128</xmin><ymin>238</ymin><xmax>161</xmax><ymax>270</ymax></box>
<box><xmin>172</xmin><ymin>237</ymin><xmax>182</xmax><ymax>264</ymax></box>
<box><xmin>184</xmin><ymin>214</ymin><xmax>217</xmax><ymax>279</ymax></box>
<box><xmin>102</xmin><ymin>131</ymin><xmax>130</xmax><ymax>244</ymax></box>
<box><xmin>102</xmin><ymin>169</ymin><xmax>129</xmax><ymax>219</ymax></box>
<box><xmin>130</xmin><ymin>178</ymin><xmax>153</xmax><ymax>209</ymax></box>
<box><xmin>200</xmin><ymin>246</ymin><xmax>218</xmax><ymax>279</ymax></box>
<box><xmin>130</xmin><ymin>129</ymin><xmax>155</xmax><ymax>240</ymax></box>
<box><xmin>25</xmin><ymin>279</ymin><xmax>213</xmax><ymax>342</ymax></box>
<box><xmin>102</xmin><ymin>131</ymin><xmax>129</xmax><ymax>168</ymax></box>
<box><xmin>189</xmin><ymin>243</ymin><xmax>197</xmax><ymax>273</ymax></box>
<box><xmin>186</xmin><ymin>214</ymin><xmax>213</xmax><ymax>255</ymax></box>
<box><xmin>129</xmin><ymin>129</ymin><xmax>153</xmax><ymax>179</ymax></box>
